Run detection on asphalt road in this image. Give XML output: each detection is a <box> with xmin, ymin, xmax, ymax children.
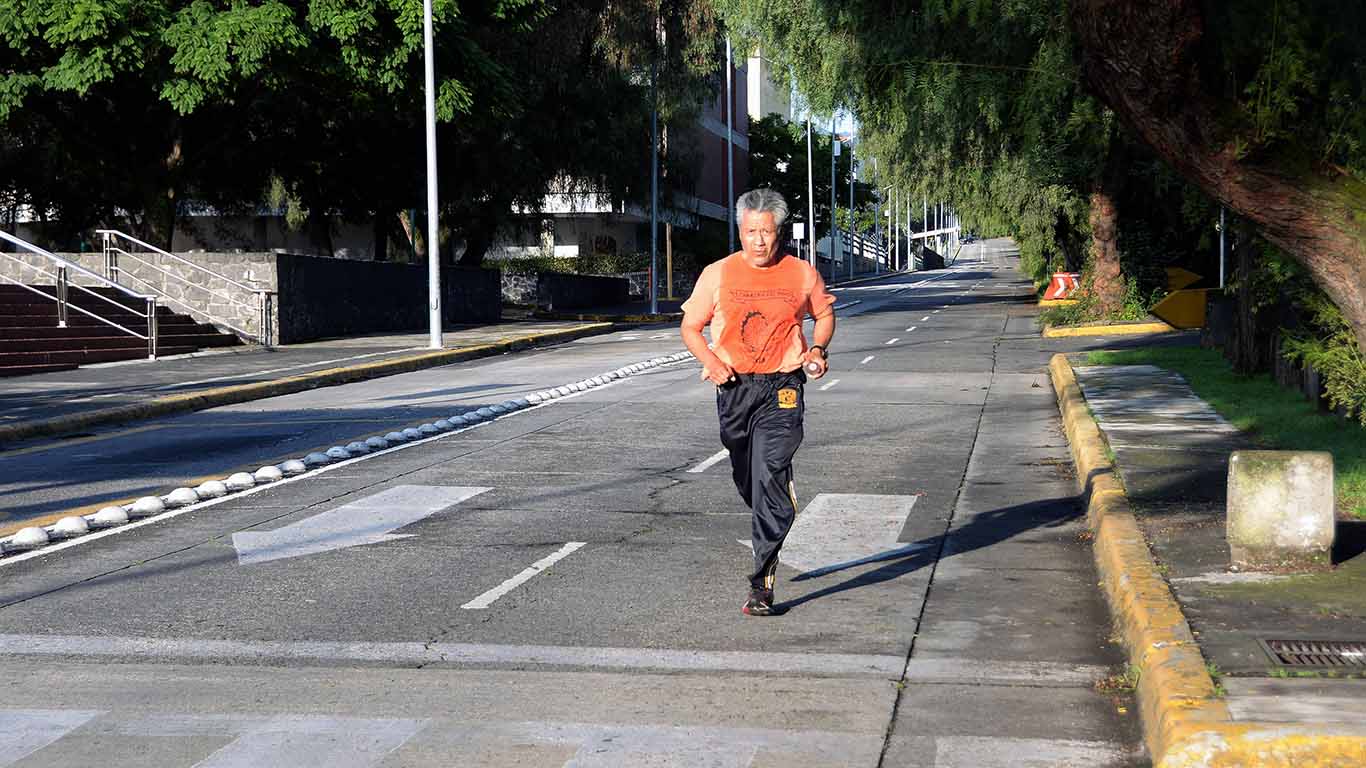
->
<box><xmin>0</xmin><ymin>241</ymin><xmax>1149</xmax><ymax>767</ymax></box>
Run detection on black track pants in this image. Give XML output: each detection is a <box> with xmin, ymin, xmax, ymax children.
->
<box><xmin>717</xmin><ymin>370</ymin><xmax>805</xmax><ymax>589</ymax></box>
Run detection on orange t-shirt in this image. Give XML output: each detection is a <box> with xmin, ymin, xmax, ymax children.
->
<box><xmin>682</xmin><ymin>251</ymin><xmax>836</xmax><ymax>374</ymax></box>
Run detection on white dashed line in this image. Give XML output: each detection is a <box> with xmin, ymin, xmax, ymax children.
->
<box><xmin>687</xmin><ymin>448</ymin><xmax>730</xmax><ymax>474</ymax></box>
<box><xmin>905</xmin><ymin>326</ymin><xmax>917</xmax><ymax>332</ymax></box>
<box><xmin>920</xmin><ymin>316</ymin><xmax>930</xmax><ymax>321</ymax></box>
<box><xmin>462</xmin><ymin>542</ymin><xmax>586</xmax><ymax>609</ymax></box>
<box><xmin>860</xmin><ymin>355</ymin><xmax>875</xmax><ymax>365</ymax></box>
<box><xmin>818</xmin><ymin>379</ymin><xmax>840</xmax><ymax>391</ymax></box>
<box><xmin>885</xmin><ymin>338</ymin><xmax>899</xmax><ymax>346</ymax></box>
<box><xmin>650</xmin><ymin>334</ymin><xmax>668</xmax><ymax>340</ymax></box>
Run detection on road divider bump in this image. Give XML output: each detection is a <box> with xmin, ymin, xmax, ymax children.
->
<box><xmin>0</xmin><ymin>348</ymin><xmax>696</xmax><ymax>564</ymax></box>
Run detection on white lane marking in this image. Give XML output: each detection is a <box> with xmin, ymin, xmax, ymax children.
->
<box><xmin>0</xmin><ymin>357</ymin><xmax>688</xmax><ymax>570</ymax></box>
<box><xmin>932</xmin><ymin>309</ymin><xmax>941</xmax><ymax>314</ymax></box>
<box><xmin>818</xmin><ymin>379</ymin><xmax>840</xmax><ymax>391</ymax></box>
<box><xmin>935</xmin><ymin>736</ymin><xmax>1129</xmax><ymax>767</ymax></box>
<box><xmin>619</xmin><ymin>335</ymin><xmax>640</xmax><ymax>340</ymax></box>
<box><xmin>920</xmin><ymin>316</ymin><xmax>930</xmax><ymax>321</ymax></box>
<box><xmin>860</xmin><ymin>355</ymin><xmax>875</xmax><ymax>365</ymax></box>
<box><xmin>0</xmin><ymin>709</ymin><xmax>103</xmax><ymax>766</ymax></box>
<box><xmin>462</xmin><ymin>542</ymin><xmax>586</xmax><ymax>610</ymax></box>
<box><xmin>192</xmin><ymin>715</ymin><xmax>426</xmax><ymax>768</ymax></box>
<box><xmin>232</xmin><ymin>486</ymin><xmax>491</xmax><ymax>565</ymax></box>
<box><xmin>0</xmin><ymin>634</ymin><xmax>904</xmax><ymax>677</ymax></box>
<box><xmin>687</xmin><ymin>448</ymin><xmax>730</xmax><ymax>474</ymax></box>
<box><xmin>151</xmin><ymin>348</ymin><xmax>426</xmax><ymax>391</ymax></box>
<box><xmin>885</xmin><ymin>338</ymin><xmax>899</xmax><ymax>345</ymax></box>
<box><xmin>737</xmin><ymin>493</ymin><xmax>921</xmax><ymax>576</ymax></box>
<box><xmin>650</xmin><ymin>334</ymin><xmax>668</xmax><ymax>339</ymax></box>
<box><xmin>905</xmin><ymin>326</ymin><xmax>917</xmax><ymax>332</ymax></box>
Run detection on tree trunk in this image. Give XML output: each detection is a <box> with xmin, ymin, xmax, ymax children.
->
<box><xmin>306</xmin><ymin>209</ymin><xmax>334</xmax><ymax>257</ymax></box>
<box><xmin>1072</xmin><ymin>0</ymin><xmax>1366</xmax><ymax>355</ymax></box>
<box><xmin>1087</xmin><ymin>189</ymin><xmax>1125</xmax><ymax>316</ymax></box>
<box><xmin>1228</xmin><ymin>237</ymin><xmax>1261</xmax><ymax>374</ymax></box>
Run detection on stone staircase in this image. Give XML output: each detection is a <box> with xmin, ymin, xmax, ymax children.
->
<box><xmin>0</xmin><ymin>285</ymin><xmax>242</xmax><ymax>377</ymax></box>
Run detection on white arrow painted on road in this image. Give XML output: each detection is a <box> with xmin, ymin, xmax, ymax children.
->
<box><xmin>740</xmin><ymin>493</ymin><xmax>924</xmax><ymax>578</ymax></box>
<box><xmin>232</xmin><ymin>485</ymin><xmax>491</xmax><ymax>565</ymax></box>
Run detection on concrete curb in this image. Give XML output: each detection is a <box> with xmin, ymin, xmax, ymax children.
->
<box><xmin>0</xmin><ymin>323</ymin><xmax>615</xmax><ymax>447</ymax></box>
<box><xmin>1049</xmin><ymin>353</ymin><xmax>1366</xmax><ymax>767</ymax></box>
<box><xmin>533</xmin><ymin>311</ymin><xmax>681</xmax><ymax>323</ymax></box>
<box><xmin>828</xmin><ymin>269</ymin><xmax>910</xmax><ymax>288</ymax></box>
<box><xmin>1042</xmin><ymin>321</ymin><xmax>1177</xmax><ymax>338</ymax></box>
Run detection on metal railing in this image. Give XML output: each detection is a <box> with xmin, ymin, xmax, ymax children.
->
<box><xmin>0</xmin><ymin>230</ymin><xmax>159</xmax><ymax>358</ymax></box>
<box><xmin>96</xmin><ymin>230</ymin><xmax>274</xmax><ymax>346</ymax></box>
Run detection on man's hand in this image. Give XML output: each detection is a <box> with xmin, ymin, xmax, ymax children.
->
<box><xmin>701</xmin><ymin>356</ymin><xmax>736</xmax><ymax>386</ymax></box>
<box><xmin>803</xmin><ymin>348</ymin><xmax>828</xmax><ymax>380</ymax></box>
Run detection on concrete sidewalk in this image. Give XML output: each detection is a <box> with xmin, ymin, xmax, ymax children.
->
<box><xmin>0</xmin><ymin>319</ymin><xmax>624</xmax><ymax>446</ymax></box>
<box><xmin>1053</xmin><ymin>354</ymin><xmax>1366</xmax><ymax>767</ymax></box>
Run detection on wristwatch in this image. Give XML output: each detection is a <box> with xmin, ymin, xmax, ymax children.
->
<box><xmin>810</xmin><ymin>344</ymin><xmax>828</xmax><ymax>359</ymax></box>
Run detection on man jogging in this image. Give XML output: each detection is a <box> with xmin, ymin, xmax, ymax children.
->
<box><xmin>680</xmin><ymin>188</ymin><xmax>836</xmax><ymax>616</ymax></box>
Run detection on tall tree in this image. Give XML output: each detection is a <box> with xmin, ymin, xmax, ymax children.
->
<box><xmin>1072</xmin><ymin>0</ymin><xmax>1366</xmax><ymax>353</ymax></box>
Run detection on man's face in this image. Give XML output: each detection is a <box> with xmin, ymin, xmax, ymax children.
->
<box><xmin>739</xmin><ymin>210</ymin><xmax>780</xmax><ymax>266</ymax></box>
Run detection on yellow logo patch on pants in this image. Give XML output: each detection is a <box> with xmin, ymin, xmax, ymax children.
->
<box><xmin>777</xmin><ymin>388</ymin><xmax>799</xmax><ymax>409</ymax></box>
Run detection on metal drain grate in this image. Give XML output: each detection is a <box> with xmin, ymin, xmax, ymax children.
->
<box><xmin>1260</xmin><ymin>639</ymin><xmax>1366</xmax><ymax>668</ymax></box>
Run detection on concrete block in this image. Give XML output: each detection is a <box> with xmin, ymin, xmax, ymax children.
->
<box><xmin>1227</xmin><ymin>450</ymin><xmax>1335</xmax><ymax>569</ymax></box>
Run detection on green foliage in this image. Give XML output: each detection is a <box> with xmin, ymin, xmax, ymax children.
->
<box><xmin>746</xmin><ymin>113</ymin><xmax>875</xmax><ymax>236</ymax></box>
<box><xmin>1086</xmin><ymin>346</ymin><xmax>1366</xmax><ymax>517</ymax></box>
<box><xmin>0</xmin><ymin>0</ymin><xmax>721</xmax><ymax>257</ymax></box>
<box><xmin>1282</xmin><ymin>292</ymin><xmax>1366</xmax><ymax>425</ymax></box>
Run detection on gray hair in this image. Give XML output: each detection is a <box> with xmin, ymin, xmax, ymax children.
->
<box><xmin>735</xmin><ymin>188</ymin><xmax>789</xmax><ymax>228</ymax></box>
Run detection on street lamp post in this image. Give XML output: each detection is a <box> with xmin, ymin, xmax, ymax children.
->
<box><xmin>830</xmin><ymin>117</ymin><xmax>838</xmax><ymax>282</ymax></box>
<box><xmin>806</xmin><ymin>116</ymin><xmax>815</xmax><ymax>266</ymax></box>
<box><xmin>725</xmin><ymin>36</ymin><xmax>735</xmax><ymax>254</ymax></box>
<box><xmin>422</xmin><ymin>0</ymin><xmax>442</xmax><ymax>349</ymax></box>
<box><xmin>848</xmin><ymin>157</ymin><xmax>856</xmax><ymax>280</ymax></box>
<box><xmin>649</xmin><ymin>57</ymin><xmax>659</xmax><ymax>315</ymax></box>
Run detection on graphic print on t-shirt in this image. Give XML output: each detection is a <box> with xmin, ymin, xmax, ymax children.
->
<box><xmin>719</xmin><ymin>275</ymin><xmax>802</xmax><ymax>371</ymax></box>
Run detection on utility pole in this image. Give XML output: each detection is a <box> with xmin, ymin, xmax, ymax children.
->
<box><xmin>848</xmin><ymin>156</ymin><xmax>856</xmax><ymax>280</ymax></box>
<box><xmin>649</xmin><ymin>55</ymin><xmax>659</xmax><ymax>314</ymax></box>
<box><xmin>806</xmin><ymin>116</ymin><xmax>815</xmax><ymax>266</ymax></box>
<box><xmin>725</xmin><ymin>36</ymin><xmax>735</xmax><ymax>254</ymax></box>
<box><xmin>830</xmin><ymin>117</ymin><xmax>838</xmax><ymax>282</ymax></box>
<box><xmin>422</xmin><ymin>0</ymin><xmax>442</xmax><ymax>349</ymax></box>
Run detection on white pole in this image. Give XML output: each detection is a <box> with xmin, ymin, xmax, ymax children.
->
<box><xmin>830</xmin><ymin>117</ymin><xmax>837</xmax><ymax>281</ymax></box>
<box><xmin>806</xmin><ymin>116</ymin><xmax>815</xmax><ymax>266</ymax></box>
<box><xmin>848</xmin><ymin>155</ymin><xmax>855</xmax><ymax>280</ymax></box>
<box><xmin>725</xmin><ymin>36</ymin><xmax>735</xmax><ymax>254</ymax></box>
<box><xmin>422</xmin><ymin>0</ymin><xmax>442</xmax><ymax>349</ymax></box>
<box><xmin>650</xmin><ymin>57</ymin><xmax>659</xmax><ymax>315</ymax></box>
<box><xmin>1219</xmin><ymin>206</ymin><xmax>1226</xmax><ymax>289</ymax></box>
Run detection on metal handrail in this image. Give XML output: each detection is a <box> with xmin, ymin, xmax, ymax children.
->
<box><xmin>96</xmin><ymin>230</ymin><xmax>274</xmax><ymax>346</ymax></box>
<box><xmin>0</xmin><ymin>232</ymin><xmax>159</xmax><ymax>358</ymax></box>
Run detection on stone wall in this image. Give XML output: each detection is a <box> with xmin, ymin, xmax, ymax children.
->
<box><xmin>275</xmin><ymin>255</ymin><xmax>500</xmax><ymax>343</ymax></box>
<box><xmin>502</xmin><ymin>272</ymin><xmax>631</xmax><ymax>311</ymax></box>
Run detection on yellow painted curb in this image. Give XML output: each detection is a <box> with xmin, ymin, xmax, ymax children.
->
<box><xmin>1043</xmin><ymin>321</ymin><xmax>1177</xmax><ymax>337</ymax></box>
<box><xmin>1049</xmin><ymin>353</ymin><xmax>1366</xmax><ymax>767</ymax></box>
<box><xmin>0</xmin><ymin>323</ymin><xmax>613</xmax><ymax>447</ymax></box>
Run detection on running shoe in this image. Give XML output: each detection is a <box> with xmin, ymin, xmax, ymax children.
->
<box><xmin>742</xmin><ymin>587</ymin><xmax>775</xmax><ymax>616</ymax></box>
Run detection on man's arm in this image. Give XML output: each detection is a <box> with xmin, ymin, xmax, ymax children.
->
<box><xmin>681</xmin><ymin>313</ymin><xmax>735</xmax><ymax>385</ymax></box>
<box><xmin>803</xmin><ymin>311</ymin><xmax>836</xmax><ymax>379</ymax></box>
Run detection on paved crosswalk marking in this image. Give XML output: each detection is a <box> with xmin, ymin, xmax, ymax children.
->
<box><xmin>462</xmin><ymin>542</ymin><xmax>587</xmax><ymax>609</ymax></box>
<box><xmin>686</xmin><ymin>448</ymin><xmax>730</xmax><ymax>474</ymax></box>
<box><xmin>0</xmin><ymin>709</ymin><xmax>102</xmax><ymax>767</ymax></box>
<box><xmin>232</xmin><ymin>486</ymin><xmax>491</xmax><ymax>565</ymax></box>
<box><xmin>740</xmin><ymin>493</ymin><xmax>922</xmax><ymax>577</ymax></box>
<box><xmin>0</xmin><ymin>710</ymin><xmax>884</xmax><ymax>767</ymax></box>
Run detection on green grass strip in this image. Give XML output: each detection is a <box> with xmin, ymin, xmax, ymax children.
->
<box><xmin>1086</xmin><ymin>346</ymin><xmax>1366</xmax><ymax>517</ymax></box>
